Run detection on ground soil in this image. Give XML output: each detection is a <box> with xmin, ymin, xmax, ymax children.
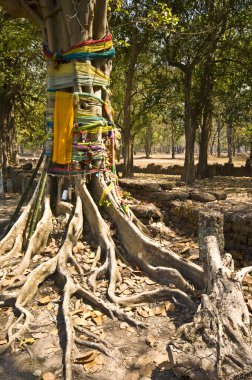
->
<box><xmin>132</xmin><ymin>152</ymin><xmax>249</xmax><ymax>168</ymax></box>
<box><xmin>0</xmin><ymin>154</ymin><xmax>251</xmax><ymax>380</ymax></box>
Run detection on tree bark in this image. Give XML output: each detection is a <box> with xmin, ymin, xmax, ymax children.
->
<box><xmin>196</xmin><ymin>56</ymin><xmax>214</xmax><ymax>179</ymax></box>
<box><xmin>122</xmin><ymin>36</ymin><xmax>142</xmax><ymax>178</ymax></box>
<box><xmin>227</xmin><ymin>124</ymin><xmax>233</xmax><ymax>165</ymax></box>
<box><xmin>181</xmin><ymin>68</ymin><xmax>196</xmax><ymax>184</ymax></box>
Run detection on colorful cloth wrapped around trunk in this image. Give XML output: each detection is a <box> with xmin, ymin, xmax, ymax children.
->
<box><xmin>52</xmin><ymin>91</ymin><xmax>74</xmax><ymax>164</ymax></box>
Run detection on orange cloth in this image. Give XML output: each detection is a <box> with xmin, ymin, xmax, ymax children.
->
<box><xmin>53</xmin><ymin>91</ymin><xmax>74</xmax><ymax>164</ymax></box>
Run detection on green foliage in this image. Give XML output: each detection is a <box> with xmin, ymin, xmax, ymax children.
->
<box><xmin>0</xmin><ymin>7</ymin><xmax>46</xmax><ymax>151</ymax></box>
<box><xmin>147</xmin><ymin>3</ymin><xmax>178</xmax><ymax>31</ymax></box>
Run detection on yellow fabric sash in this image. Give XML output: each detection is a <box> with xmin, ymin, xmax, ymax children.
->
<box><xmin>53</xmin><ymin>91</ymin><xmax>74</xmax><ymax>164</ymax></box>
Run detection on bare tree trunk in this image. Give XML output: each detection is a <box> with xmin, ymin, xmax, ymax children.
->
<box><xmin>197</xmin><ymin>110</ymin><xmax>212</xmax><ymax>179</ymax></box>
<box><xmin>182</xmin><ymin>68</ymin><xmax>196</xmax><ymax>184</ymax></box>
<box><xmin>217</xmin><ymin>117</ymin><xmax>221</xmax><ymax>157</ymax></box>
<box><xmin>227</xmin><ymin>124</ymin><xmax>233</xmax><ymax>165</ymax></box>
<box><xmin>123</xmin><ymin>131</ymin><xmax>134</xmax><ymax>177</ymax></box>
<box><xmin>0</xmin><ymin>139</ymin><xmax>4</xmax><ymax>198</ymax></box>
<box><xmin>122</xmin><ymin>36</ymin><xmax>142</xmax><ymax>178</ymax></box>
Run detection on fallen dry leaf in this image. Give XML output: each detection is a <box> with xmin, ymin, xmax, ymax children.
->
<box><xmin>187</xmin><ymin>253</ymin><xmax>199</xmax><ymax>261</ymax></box>
<box><xmin>137</xmin><ymin>308</ymin><xmax>149</xmax><ymax>318</ymax></box>
<box><xmin>97</xmin><ymin>280</ymin><xmax>108</xmax><ymax>288</ymax></box>
<box><xmin>93</xmin><ymin>310</ymin><xmax>103</xmax><ymax>317</ymax></box>
<box><xmin>244</xmin><ymin>274</ymin><xmax>252</xmax><ymax>285</ymax></box>
<box><xmin>38</xmin><ymin>295</ymin><xmax>51</xmax><ymax>305</ymax></box>
<box><xmin>75</xmin><ymin>351</ymin><xmax>97</xmax><ymax>364</ymax></box>
<box><xmin>75</xmin><ymin>299</ymin><xmax>81</xmax><ymax>309</ymax></box>
<box><xmin>92</xmin><ymin>316</ymin><xmax>103</xmax><ymax>326</ymax></box>
<box><xmin>154</xmin><ymin>305</ymin><xmax>166</xmax><ymax>316</ymax></box>
<box><xmin>124</xmin><ymin>279</ymin><xmax>135</xmax><ymax>287</ymax></box>
<box><xmin>95</xmin><ymin>354</ymin><xmax>105</xmax><ymax>365</ymax></box>
<box><xmin>165</xmin><ymin>301</ymin><xmax>175</xmax><ymax>311</ymax></box>
<box><xmin>83</xmin><ymin>360</ymin><xmax>102</xmax><ymax>373</ymax></box>
<box><xmin>42</xmin><ymin>372</ymin><xmax>55</xmax><ymax>380</ymax></box>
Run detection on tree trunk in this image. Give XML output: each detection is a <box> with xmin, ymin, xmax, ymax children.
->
<box><xmin>197</xmin><ymin>57</ymin><xmax>214</xmax><ymax>179</ymax></box>
<box><xmin>227</xmin><ymin>124</ymin><xmax>233</xmax><ymax>165</ymax></box>
<box><xmin>122</xmin><ymin>132</ymin><xmax>134</xmax><ymax>177</ymax></box>
<box><xmin>197</xmin><ymin>110</ymin><xmax>212</xmax><ymax>179</ymax></box>
<box><xmin>122</xmin><ymin>36</ymin><xmax>142</xmax><ymax>178</ymax></box>
<box><xmin>171</xmin><ymin>110</ymin><xmax>176</xmax><ymax>159</ymax></box>
<box><xmin>182</xmin><ymin>68</ymin><xmax>196</xmax><ymax>184</ymax></box>
<box><xmin>0</xmin><ymin>93</ymin><xmax>15</xmax><ymax>171</ymax></box>
<box><xmin>217</xmin><ymin>116</ymin><xmax>221</xmax><ymax>158</ymax></box>
<box><xmin>0</xmin><ymin>139</ymin><xmax>4</xmax><ymax>198</ymax></box>
<box><xmin>144</xmin><ymin>126</ymin><xmax>153</xmax><ymax>159</ymax></box>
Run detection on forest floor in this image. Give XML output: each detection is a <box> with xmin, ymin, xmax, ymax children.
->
<box><xmin>0</xmin><ymin>156</ymin><xmax>251</xmax><ymax>380</ymax></box>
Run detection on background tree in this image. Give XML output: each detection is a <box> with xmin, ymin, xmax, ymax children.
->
<box><xmin>160</xmin><ymin>0</ymin><xmax>251</xmax><ymax>183</ymax></box>
<box><xmin>110</xmin><ymin>0</ymin><xmax>177</xmax><ymax>176</ymax></box>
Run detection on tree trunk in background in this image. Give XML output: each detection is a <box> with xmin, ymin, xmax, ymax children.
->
<box><xmin>144</xmin><ymin>126</ymin><xmax>153</xmax><ymax>159</ymax></box>
<box><xmin>171</xmin><ymin>109</ymin><xmax>176</xmax><ymax>159</ymax></box>
<box><xmin>217</xmin><ymin>117</ymin><xmax>221</xmax><ymax>157</ymax></box>
<box><xmin>123</xmin><ymin>131</ymin><xmax>134</xmax><ymax>177</ymax></box>
<box><xmin>198</xmin><ymin>111</ymin><xmax>212</xmax><ymax>179</ymax></box>
<box><xmin>0</xmin><ymin>139</ymin><xmax>4</xmax><ymax>198</ymax></box>
<box><xmin>182</xmin><ymin>68</ymin><xmax>196</xmax><ymax>184</ymax></box>
<box><xmin>0</xmin><ymin>92</ymin><xmax>18</xmax><ymax>172</ymax></box>
<box><xmin>197</xmin><ymin>58</ymin><xmax>214</xmax><ymax>179</ymax></box>
<box><xmin>227</xmin><ymin>124</ymin><xmax>233</xmax><ymax>164</ymax></box>
<box><xmin>122</xmin><ymin>37</ymin><xmax>142</xmax><ymax>178</ymax></box>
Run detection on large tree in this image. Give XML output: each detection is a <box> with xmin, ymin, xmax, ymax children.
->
<box><xmin>0</xmin><ymin>2</ymin><xmax>251</xmax><ymax>380</ymax></box>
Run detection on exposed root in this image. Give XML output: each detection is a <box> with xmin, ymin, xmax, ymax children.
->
<box><xmin>12</xmin><ymin>195</ymin><xmax>53</xmax><ymax>277</ymax></box>
<box><xmin>74</xmin><ymin>325</ymin><xmax>112</xmax><ymax>349</ymax></box>
<box><xmin>0</xmin><ymin>172</ymin><xmax>208</xmax><ymax>380</ymax></box>
<box><xmin>112</xmin><ymin>287</ymin><xmax>196</xmax><ymax>310</ymax></box>
<box><xmin>0</xmin><ymin>202</ymin><xmax>31</xmax><ymax>255</ymax></box>
<box><xmin>167</xmin><ymin>235</ymin><xmax>252</xmax><ymax>379</ymax></box>
<box><xmin>0</xmin><ymin>233</ymin><xmax>23</xmax><ymax>265</ymax></box>
<box><xmin>74</xmin><ymin>335</ymin><xmax>111</xmax><ymax>356</ymax></box>
<box><xmin>88</xmin><ymin>175</ymin><xmax>203</xmax><ymax>291</ymax></box>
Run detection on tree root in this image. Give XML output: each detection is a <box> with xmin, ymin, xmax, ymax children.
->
<box><xmin>92</xmin><ymin>174</ymin><xmax>204</xmax><ymax>290</ymax></box>
<box><xmin>0</xmin><ymin>172</ymin><xmax>211</xmax><ymax>380</ymax></box>
<box><xmin>12</xmin><ymin>195</ymin><xmax>53</xmax><ymax>278</ymax></box>
<box><xmin>167</xmin><ymin>235</ymin><xmax>252</xmax><ymax>380</ymax></box>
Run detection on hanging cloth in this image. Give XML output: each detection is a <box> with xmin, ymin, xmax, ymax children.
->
<box><xmin>53</xmin><ymin>91</ymin><xmax>74</xmax><ymax>164</ymax></box>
